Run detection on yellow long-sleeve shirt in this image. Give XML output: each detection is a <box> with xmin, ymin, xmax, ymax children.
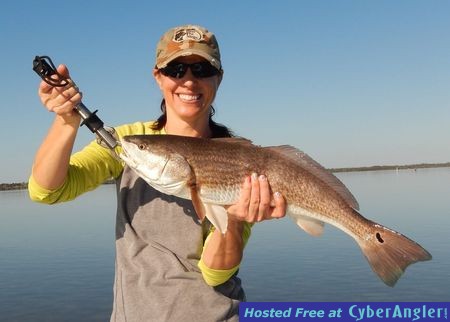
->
<box><xmin>28</xmin><ymin>121</ymin><xmax>251</xmax><ymax>286</ymax></box>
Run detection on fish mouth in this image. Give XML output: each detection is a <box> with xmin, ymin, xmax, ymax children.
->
<box><xmin>118</xmin><ymin>141</ymin><xmax>136</xmax><ymax>168</ymax></box>
<box><xmin>119</xmin><ymin>151</ymin><xmax>133</xmax><ymax>167</ymax></box>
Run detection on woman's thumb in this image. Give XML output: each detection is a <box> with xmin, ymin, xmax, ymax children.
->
<box><xmin>56</xmin><ymin>64</ymin><xmax>71</xmax><ymax>79</ymax></box>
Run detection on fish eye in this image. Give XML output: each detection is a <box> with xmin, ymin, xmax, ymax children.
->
<box><xmin>138</xmin><ymin>144</ymin><xmax>146</xmax><ymax>150</ymax></box>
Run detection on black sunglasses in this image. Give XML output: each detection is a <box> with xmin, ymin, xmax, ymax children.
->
<box><xmin>159</xmin><ymin>61</ymin><xmax>221</xmax><ymax>79</ymax></box>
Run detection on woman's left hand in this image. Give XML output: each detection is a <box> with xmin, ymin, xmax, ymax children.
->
<box><xmin>226</xmin><ymin>173</ymin><xmax>287</xmax><ymax>223</ymax></box>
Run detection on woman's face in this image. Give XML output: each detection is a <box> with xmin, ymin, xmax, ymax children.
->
<box><xmin>153</xmin><ymin>55</ymin><xmax>222</xmax><ymax>123</ymax></box>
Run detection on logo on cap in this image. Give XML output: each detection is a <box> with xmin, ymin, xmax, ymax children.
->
<box><xmin>173</xmin><ymin>27</ymin><xmax>204</xmax><ymax>42</ymax></box>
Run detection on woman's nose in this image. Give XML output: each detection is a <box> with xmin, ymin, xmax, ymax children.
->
<box><xmin>180</xmin><ymin>68</ymin><xmax>197</xmax><ymax>86</ymax></box>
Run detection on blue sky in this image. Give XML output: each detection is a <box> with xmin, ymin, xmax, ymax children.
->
<box><xmin>1</xmin><ymin>0</ymin><xmax>449</xmax><ymax>182</ymax></box>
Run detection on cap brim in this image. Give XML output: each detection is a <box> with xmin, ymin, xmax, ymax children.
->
<box><xmin>156</xmin><ymin>49</ymin><xmax>221</xmax><ymax>70</ymax></box>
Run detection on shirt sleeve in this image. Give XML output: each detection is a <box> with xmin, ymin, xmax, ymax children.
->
<box><xmin>28</xmin><ymin>121</ymin><xmax>156</xmax><ymax>204</ymax></box>
<box><xmin>28</xmin><ymin>140</ymin><xmax>123</xmax><ymax>204</ymax></box>
<box><xmin>198</xmin><ymin>222</ymin><xmax>253</xmax><ymax>286</ymax></box>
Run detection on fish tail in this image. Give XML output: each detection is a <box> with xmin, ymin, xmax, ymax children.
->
<box><xmin>355</xmin><ymin>215</ymin><xmax>432</xmax><ymax>287</ymax></box>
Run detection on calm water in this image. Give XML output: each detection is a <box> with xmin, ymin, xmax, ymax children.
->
<box><xmin>1</xmin><ymin>169</ymin><xmax>449</xmax><ymax>321</ymax></box>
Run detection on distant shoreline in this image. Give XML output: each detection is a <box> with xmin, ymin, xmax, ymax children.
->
<box><xmin>2</xmin><ymin>163</ymin><xmax>449</xmax><ymax>191</ymax></box>
<box><xmin>328</xmin><ymin>162</ymin><xmax>450</xmax><ymax>173</ymax></box>
<box><xmin>0</xmin><ymin>179</ymin><xmax>116</xmax><ymax>192</ymax></box>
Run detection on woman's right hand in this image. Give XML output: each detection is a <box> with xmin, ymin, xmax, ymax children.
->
<box><xmin>32</xmin><ymin>64</ymin><xmax>83</xmax><ymax>189</ymax></box>
<box><xmin>38</xmin><ymin>64</ymin><xmax>82</xmax><ymax>124</ymax></box>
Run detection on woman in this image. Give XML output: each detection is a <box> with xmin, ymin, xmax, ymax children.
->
<box><xmin>29</xmin><ymin>25</ymin><xmax>286</xmax><ymax>321</ymax></box>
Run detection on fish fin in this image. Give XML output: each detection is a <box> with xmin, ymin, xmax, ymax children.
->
<box><xmin>354</xmin><ymin>210</ymin><xmax>432</xmax><ymax>287</ymax></box>
<box><xmin>288</xmin><ymin>205</ymin><xmax>325</xmax><ymax>236</ymax></box>
<box><xmin>266</xmin><ymin>145</ymin><xmax>359</xmax><ymax>210</ymax></box>
<box><xmin>294</xmin><ymin>216</ymin><xmax>325</xmax><ymax>237</ymax></box>
<box><xmin>190</xmin><ymin>186</ymin><xmax>206</xmax><ymax>221</ymax></box>
<box><xmin>190</xmin><ymin>188</ymin><xmax>229</xmax><ymax>234</ymax></box>
<box><xmin>204</xmin><ymin>203</ymin><xmax>229</xmax><ymax>234</ymax></box>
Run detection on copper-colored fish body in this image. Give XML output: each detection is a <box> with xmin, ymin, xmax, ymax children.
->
<box><xmin>120</xmin><ymin>134</ymin><xmax>431</xmax><ymax>286</ymax></box>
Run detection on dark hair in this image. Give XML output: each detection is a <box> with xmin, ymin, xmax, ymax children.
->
<box><xmin>150</xmin><ymin>99</ymin><xmax>234</xmax><ymax>138</ymax></box>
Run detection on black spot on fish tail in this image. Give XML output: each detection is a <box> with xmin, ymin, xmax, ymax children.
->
<box><xmin>376</xmin><ymin>232</ymin><xmax>384</xmax><ymax>243</ymax></box>
<box><xmin>353</xmin><ymin>210</ymin><xmax>432</xmax><ymax>287</ymax></box>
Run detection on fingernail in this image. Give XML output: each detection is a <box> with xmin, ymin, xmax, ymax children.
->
<box><xmin>251</xmin><ymin>173</ymin><xmax>258</xmax><ymax>180</ymax></box>
<box><xmin>274</xmin><ymin>191</ymin><xmax>281</xmax><ymax>199</ymax></box>
<box><xmin>259</xmin><ymin>174</ymin><xmax>267</xmax><ymax>181</ymax></box>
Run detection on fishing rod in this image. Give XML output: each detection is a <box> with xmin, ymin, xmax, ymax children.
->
<box><xmin>32</xmin><ymin>55</ymin><xmax>119</xmax><ymax>150</ymax></box>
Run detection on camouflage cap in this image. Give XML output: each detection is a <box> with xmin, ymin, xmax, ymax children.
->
<box><xmin>155</xmin><ymin>25</ymin><xmax>221</xmax><ymax>70</ymax></box>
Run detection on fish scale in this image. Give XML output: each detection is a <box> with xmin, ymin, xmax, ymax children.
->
<box><xmin>119</xmin><ymin>134</ymin><xmax>432</xmax><ymax>287</ymax></box>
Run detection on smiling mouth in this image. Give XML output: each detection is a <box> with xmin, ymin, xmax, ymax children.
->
<box><xmin>178</xmin><ymin>93</ymin><xmax>202</xmax><ymax>102</ymax></box>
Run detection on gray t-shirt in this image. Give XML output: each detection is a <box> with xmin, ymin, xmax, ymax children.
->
<box><xmin>111</xmin><ymin>166</ymin><xmax>245</xmax><ymax>322</ymax></box>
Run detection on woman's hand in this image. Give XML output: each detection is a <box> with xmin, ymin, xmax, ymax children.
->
<box><xmin>38</xmin><ymin>64</ymin><xmax>82</xmax><ymax>124</ymax></box>
<box><xmin>202</xmin><ymin>174</ymin><xmax>286</xmax><ymax>272</ymax></box>
<box><xmin>226</xmin><ymin>173</ymin><xmax>287</xmax><ymax>223</ymax></box>
<box><xmin>31</xmin><ymin>64</ymin><xmax>83</xmax><ymax>190</ymax></box>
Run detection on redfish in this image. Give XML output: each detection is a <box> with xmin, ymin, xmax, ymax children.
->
<box><xmin>119</xmin><ymin>134</ymin><xmax>431</xmax><ymax>286</ymax></box>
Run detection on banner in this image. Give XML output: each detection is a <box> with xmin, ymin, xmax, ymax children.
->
<box><xmin>239</xmin><ymin>302</ymin><xmax>449</xmax><ymax>321</ymax></box>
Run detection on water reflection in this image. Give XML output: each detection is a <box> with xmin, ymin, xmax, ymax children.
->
<box><xmin>0</xmin><ymin>169</ymin><xmax>449</xmax><ymax>321</ymax></box>
<box><xmin>240</xmin><ymin>168</ymin><xmax>450</xmax><ymax>301</ymax></box>
<box><xmin>0</xmin><ymin>186</ymin><xmax>116</xmax><ymax>322</ymax></box>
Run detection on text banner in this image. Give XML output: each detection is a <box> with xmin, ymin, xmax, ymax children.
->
<box><xmin>240</xmin><ymin>302</ymin><xmax>449</xmax><ymax>321</ymax></box>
